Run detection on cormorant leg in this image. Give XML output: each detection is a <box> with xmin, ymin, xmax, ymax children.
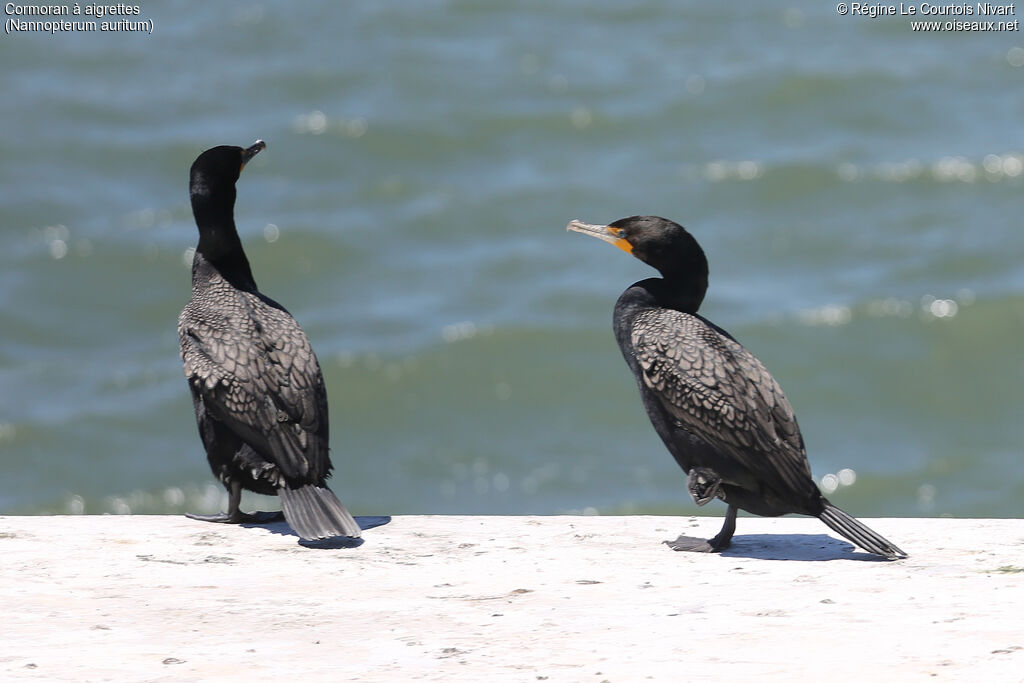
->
<box><xmin>664</xmin><ymin>504</ymin><xmax>738</xmax><ymax>553</ymax></box>
<box><xmin>707</xmin><ymin>504</ymin><xmax>737</xmax><ymax>551</ymax></box>
<box><xmin>185</xmin><ymin>480</ymin><xmax>285</xmax><ymax>525</ymax></box>
<box><xmin>686</xmin><ymin>467</ymin><xmax>722</xmax><ymax>506</ymax></box>
<box><xmin>224</xmin><ymin>478</ymin><xmax>244</xmax><ymax>518</ymax></box>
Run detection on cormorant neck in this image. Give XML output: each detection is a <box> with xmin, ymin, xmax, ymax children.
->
<box><xmin>190</xmin><ymin>192</ymin><xmax>258</xmax><ymax>292</ymax></box>
<box><xmin>635</xmin><ymin>233</ymin><xmax>709</xmax><ymax>313</ymax></box>
<box><xmin>644</xmin><ymin>271</ymin><xmax>707</xmax><ymax>314</ymax></box>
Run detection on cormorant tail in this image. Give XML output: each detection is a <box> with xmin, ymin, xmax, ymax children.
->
<box><xmin>278</xmin><ymin>485</ymin><xmax>362</xmax><ymax>540</ymax></box>
<box><xmin>818</xmin><ymin>502</ymin><xmax>906</xmax><ymax>560</ymax></box>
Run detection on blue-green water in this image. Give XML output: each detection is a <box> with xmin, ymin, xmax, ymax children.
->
<box><xmin>1</xmin><ymin>2</ymin><xmax>1022</xmax><ymax>520</ymax></box>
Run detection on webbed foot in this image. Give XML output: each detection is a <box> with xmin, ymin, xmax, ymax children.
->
<box><xmin>664</xmin><ymin>534</ymin><xmax>718</xmax><ymax>552</ymax></box>
<box><xmin>186</xmin><ymin>481</ymin><xmax>285</xmax><ymax>526</ymax></box>
<box><xmin>664</xmin><ymin>504</ymin><xmax>738</xmax><ymax>553</ymax></box>
<box><xmin>185</xmin><ymin>510</ymin><xmax>285</xmax><ymax>525</ymax></box>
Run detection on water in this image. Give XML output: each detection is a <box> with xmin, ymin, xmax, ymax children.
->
<box><xmin>2</xmin><ymin>2</ymin><xmax>1022</xmax><ymax>521</ymax></box>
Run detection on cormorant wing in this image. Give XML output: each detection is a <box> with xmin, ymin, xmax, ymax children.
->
<box><xmin>630</xmin><ymin>308</ymin><xmax>814</xmax><ymax>496</ymax></box>
<box><xmin>179</xmin><ymin>294</ymin><xmax>330</xmax><ymax>483</ymax></box>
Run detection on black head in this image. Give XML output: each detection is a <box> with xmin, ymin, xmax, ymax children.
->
<box><xmin>189</xmin><ymin>140</ymin><xmax>265</xmax><ymax>205</ymax></box>
<box><xmin>568</xmin><ymin>215</ymin><xmax>708</xmax><ymax>277</ymax></box>
<box><xmin>187</xmin><ymin>141</ymin><xmax>265</xmax><ymax>289</ymax></box>
<box><xmin>567</xmin><ymin>215</ymin><xmax>709</xmax><ymax>311</ymax></box>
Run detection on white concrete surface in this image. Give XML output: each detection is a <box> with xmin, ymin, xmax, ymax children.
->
<box><xmin>1</xmin><ymin>515</ymin><xmax>1022</xmax><ymax>682</ymax></box>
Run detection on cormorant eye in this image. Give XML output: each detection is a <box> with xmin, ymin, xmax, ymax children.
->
<box><xmin>613</xmin><ymin>228</ymin><xmax>626</xmax><ymax>238</ymax></box>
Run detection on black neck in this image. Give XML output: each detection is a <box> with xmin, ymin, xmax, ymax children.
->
<box><xmin>190</xmin><ymin>191</ymin><xmax>257</xmax><ymax>291</ymax></box>
<box><xmin>635</xmin><ymin>274</ymin><xmax>707</xmax><ymax>314</ymax></box>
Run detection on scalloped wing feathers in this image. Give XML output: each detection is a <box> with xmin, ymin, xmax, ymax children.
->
<box><xmin>178</xmin><ymin>282</ymin><xmax>329</xmax><ymax>484</ymax></box>
<box><xmin>630</xmin><ymin>308</ymin><xmax>813</xmax><ymax>495</ymax></box>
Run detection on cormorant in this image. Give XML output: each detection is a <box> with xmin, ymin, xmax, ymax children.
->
<box><xmin>568</xmin><ymin>215</ymin><xmax>905</xmax><ymax>560</ymax></box>
<box><xmin>178</xmin><ymin>140</ymin><xmax>361</xmax><ymax>541</ymax></box>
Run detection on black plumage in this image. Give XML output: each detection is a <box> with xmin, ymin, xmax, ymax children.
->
<box><xmin>568</xmin><ymin>215</ymin><xmax>905</xmax><ymax>559</ymax></box>
<box><xmin>178</xmin><ymin>141</ymin><xmax>361</xmax><ymax>541</ymax></box>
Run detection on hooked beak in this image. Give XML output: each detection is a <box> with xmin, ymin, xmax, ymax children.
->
<box><xmin>566</xmin><ymin>219</ymin><xmax>633</xmax><ymax>254</ymax></box>
<box><xmin>241</xmin><ymin>139</ymin><xmax>266</xmax><ymax>170</ymax></box>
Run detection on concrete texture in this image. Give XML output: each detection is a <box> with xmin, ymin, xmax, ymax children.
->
<box><xmin>1</xmin><ymin>515</ymin><xmax>1022</xmax><ymax>682</ymax></box>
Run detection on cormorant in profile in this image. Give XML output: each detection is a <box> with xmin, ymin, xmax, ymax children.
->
<box><xmin>568</xmin><ymin>215</ymin><xmax>905</xmax><ymax>560</ymax></box>
<box><xmin>178</xmin><ymin>140</ymin><xmax>361</xmax><ymax>541</ymax></box>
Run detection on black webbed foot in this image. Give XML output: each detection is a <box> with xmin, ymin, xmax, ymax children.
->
<box><xmin>664</xmin><ymin>534</ymin><xmax>718</xmax><ymax>552</ymax></box>
<box><xmin>186</xmin><ymin>480</ymin><xmax>285</xmax><ymax>526</ymax></box>
<box><xmin>686</xmin><ymin>467</ymin><xmax>722</xmax><ymax>506</ymax></box>
<box><xmin>185</xmin><ymin>510</ymin><xmax>285</xmax><ymax>525</ymax></box>
<box><xmin>664</xmin><ymin>505</ymin><xmax>737</xmax><ymax>553</ymax></box>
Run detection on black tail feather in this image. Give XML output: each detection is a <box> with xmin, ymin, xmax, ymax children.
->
<box><xmin>278</xmin><ymin>485</ymin><xmax>362</xmax><ymax>541</ymax></box>
<box><xmin>819</xmin><ymin>502</ymin><xmax>906</xmax><ymax>560</ymax></box>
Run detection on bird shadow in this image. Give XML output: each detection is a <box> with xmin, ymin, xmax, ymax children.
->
<box><xmin>241</xmin><ymin>515</ymin><xmax>392</xmax><ymax>549</ymax></box>
<box><xmin>713</xmin><ymin>533</ymin><xmax>891</xmax><ymax>562</ymax></box>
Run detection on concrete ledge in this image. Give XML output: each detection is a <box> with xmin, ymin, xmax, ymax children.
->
<box><xmin>1</xmin><ymin>515</ymin><xmax>1022</xmax><ymax>681</ymax></box>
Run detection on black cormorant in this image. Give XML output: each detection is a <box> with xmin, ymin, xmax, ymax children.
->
<box><xmin>568</xmin><ymin>215</ymin><xmax>905</xmax><ymax>560</ymax></box>
<box><xmin>178</xmin><ymin>140</ymin><xmax>361</xmax><ymax>541</ymax></box>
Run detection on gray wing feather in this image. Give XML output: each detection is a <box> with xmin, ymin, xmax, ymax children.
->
<box><xmin>630</xmin><ymin>309</ymin><xmax>812</xmax><ymax>494</ymax></box>
<box><xmin>179</xmin><ymin>291</ymin><xmax>329</xmax><ymax>482</ymax></box>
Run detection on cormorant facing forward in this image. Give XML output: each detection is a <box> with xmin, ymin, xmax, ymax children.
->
<box><xmin>568</xmin><ymin>215</ymin><xmax>905</xmax><ymax>560</ymax></box>
<box><xmin>178</xmin><ymin>141</ymin><xmax>361</xmax><ymax>541</ymax></box>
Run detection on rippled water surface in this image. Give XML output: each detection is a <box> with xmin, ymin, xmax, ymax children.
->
<box><xmin>2</xmin><ymin>2</ymin><xmax>1022</xmax><ymax>521</ymax></box>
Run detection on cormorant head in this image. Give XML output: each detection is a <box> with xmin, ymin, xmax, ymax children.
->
<box><xmin>189</xmin><ymin>140</ymin><xmax>265</xmax><ymax>212</ymax></box>
<box><xmin>567</xmin><ymin>215</ymin><xmax>709</xmax><ymax>283</ymax></box>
